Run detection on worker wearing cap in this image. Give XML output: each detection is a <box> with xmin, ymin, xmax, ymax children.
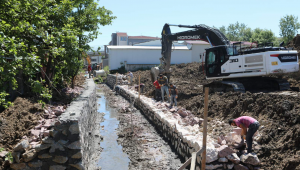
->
<box><xmin>153</xmin><ymin>80</ymin><xmax>161</xmax><ymax>101</ymax></box>
<box><xmin>169</xmin><ymin>83</ymin><xmax>178</xmax><ymax>108</ymax></box>
<box><xmin>157</xmin><ymin>74</ymin><xmax>169</xmax><ymax>102</ymax></box>
<box><xmin>229</xmin><ymin>116</ymin><xmax>260</xmax><ymax>153</ymax></box>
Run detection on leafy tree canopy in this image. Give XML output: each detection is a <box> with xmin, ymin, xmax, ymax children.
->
<box><xmin>0</xmin><ymin>0</ymin><xmax>116</xmax><ymax>108</ymax></box>
<box><xmin>279</xmin><ymin>15</ymin><xmax>300</xmax><ymax>44</ymax></box>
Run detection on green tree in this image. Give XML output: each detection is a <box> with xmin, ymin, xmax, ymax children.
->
<box><xmin>279</xmin><ymin>15</ymin><xmax>300</xmax><ymax>44</ymax></box>
<box><xmin>0</xmin><ymin>0</ymin><xmax>115</xmax><ymax>107</ymax></box>
<box><xmin>251</xmin><ymin>28</ymin><xmax>276</xmax><ymax>44</ymax></box>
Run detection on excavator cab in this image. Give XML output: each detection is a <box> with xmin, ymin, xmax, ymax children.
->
<box><xmin>205</xmin><ymin>46</ymin><xmax>229</xmax><ymax>77</ymax></box>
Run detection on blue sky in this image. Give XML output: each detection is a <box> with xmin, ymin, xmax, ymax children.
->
<box><xmin>89</xmin><ymin>0</ymin><xmax>300</xmax><ymax>50</ymax></box>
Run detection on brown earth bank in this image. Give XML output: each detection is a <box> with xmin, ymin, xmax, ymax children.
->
<box><xmin>132</xmin><ymin>62</ymin><xmax>300</xmax><ymax>170</ymax></box>
<box><xmin>0</xmin><ymin>73</ymin><xmax>86</xmax><ymax>169</ymax></box>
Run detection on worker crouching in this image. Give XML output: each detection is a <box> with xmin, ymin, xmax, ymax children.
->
<box><xmin>229</xmin><ymin>116</ymin><xmax>260</xmax><ymax>153</ymax></box>
<box><xmin>169</xmin><ymin>83</ymin><xmax>178</xmax><ymax>108</ymax></box>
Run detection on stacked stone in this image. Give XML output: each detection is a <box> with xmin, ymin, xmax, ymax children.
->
<box><xmin>10</xmin><ymin>121</ymin><xmax>82</xmax><ymax>170</ymax></box>
<box><xmin>107</xmin><ymin>74</ymin><xmax>129</xmax><ymax>86</ymax></box>
<box><xmin>106</xmin><ymin>75</ymin><xmax>261</xmax><ymax>170</ymax></box>
<box><xmin>10</xmin><ymin>79</ymin><xmax>97</xmax><ymax>170</ymax></box>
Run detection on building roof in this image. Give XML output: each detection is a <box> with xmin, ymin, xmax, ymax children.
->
<box><xmin>128</xmin><ymin>36</ymin><xmax>160</xmax><ymax>40</ymax></box>
<box><xmin>107</xmin><ymin>45</ymin><xmax>189</xmax><ymax>50</ymax></box>
<box><xmin>133</xmin><ymin>40</ymin><xmax>185</xmax><ymax>46</ymax></box>
<box><xmin>116</xmin><ymin>32</ymin><xmax>128</xmax><ymax>36</ymax></box>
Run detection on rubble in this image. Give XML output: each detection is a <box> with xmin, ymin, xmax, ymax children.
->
<box><xmin>240</xmin><ymin>153</ymin><xmax>260</xmax><ymax>166</ymax></box>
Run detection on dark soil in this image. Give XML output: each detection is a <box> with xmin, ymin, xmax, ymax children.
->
<box><xmin>0</xmin><ymin>72</ymin><xmax>86</xmax><ymax>169</ymax></box>
<box><xmin>0</xmin><ymin>98</ymin><xmax>43</xmax><ymax>149</ymax></box>
<box><xmin>132</xmin><ymin>60</ymin><xmax>300</xmax><ymax>170</ymax></box>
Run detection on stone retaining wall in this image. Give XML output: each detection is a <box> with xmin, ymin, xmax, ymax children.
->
<box><xmin>10</xmin><ymin>79</ymin><xmax>98</xmax><ymax>170</ymax></box>
<box><xmin>107</xmin><ymin>74</ymin><xmax>218</xmax><ymax>170</ymax></box>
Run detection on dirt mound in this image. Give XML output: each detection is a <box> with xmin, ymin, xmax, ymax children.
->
<box><xmin>133</xmin><ymin>62</ymin><xmax>212</xmax><ymax>99</ymax></box>
<box><xmin>0</xmin><ymin>97</ymin><xmax>43</xmax><ymax>149</ymax></box>
<box><xmin>288</xmin><ymin>34</ymin><xmax>300</xmax><ymax>56</ymax></box>
<box><xmin>179</xmin><ymin>92</ymin><xmax>300</xmax><ymax>169</ymax></box>
<box><xmin>132</xmin><ymin>62</ymin><xmax>300</xmax><ymax>169</ymax></box>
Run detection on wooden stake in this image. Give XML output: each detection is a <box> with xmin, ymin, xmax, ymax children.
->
<box><xmin>138</xmin><ymin>73</ymin><xmax>141</xmax><ymax>99</ymax></box>
<box><xmin>201</xmin><ymin>87</ymin><xmax>209</xmax><ymax>170</ymax></box>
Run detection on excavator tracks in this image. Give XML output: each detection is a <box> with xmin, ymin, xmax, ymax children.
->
<box><xmin>203</xmin><ymin>77</ymin><xmax>291</xmax><ymax>93</ymax></box>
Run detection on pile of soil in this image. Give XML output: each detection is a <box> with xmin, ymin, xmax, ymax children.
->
<box><xmin>132</xmin><ymin>62</ymin><xmax>300</xmax><ymax>169</ymax></box>
<box><xmin>0</xmin><ymin>97</ymin><xmax>43</xmax><ymax>149</ymax></box>
<box><xmin>288</xmin><ymin>34</ymin><xmax>300</xmax><ymax>56</ymax></box>
<box><xmin>180</xmin><ymin>92</ymin><xmax>300</xmax><ymax>169</ymax></box>
<box><xmin>133</xmin><ymin>62</ymin><xmax>212</xmax><ymax>99</ymax></box>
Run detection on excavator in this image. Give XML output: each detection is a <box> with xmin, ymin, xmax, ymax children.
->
<box><xmin>150</xmin><ymin>23</ymin><xmax>299</xmax><ymax>92</ymax></box>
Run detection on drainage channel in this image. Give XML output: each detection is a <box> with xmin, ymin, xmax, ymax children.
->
<box><xmin>97</xmin><ymin>89</ymin><xmax>130</xmax><ymax>170</ymax></box>
<box><xmin>97</xmin><ymin>84</ymin><xmax>183</xmax><ymax>170</ymax></box>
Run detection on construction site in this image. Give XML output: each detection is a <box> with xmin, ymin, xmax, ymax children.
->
<box><xmin>1</xmin><ymin>16</ymin><xmax>300</xmax><ymax>170</ymax></box>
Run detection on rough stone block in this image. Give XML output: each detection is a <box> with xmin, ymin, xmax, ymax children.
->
<box><xmin>218</xmin><ymin>145</ymin><xmax>235</xmax><ymax>158</ymax></box>
<box><xmin>13</xmin><ymin>140</ymin><xmax>29</xmax><ymax>152</ymax></box>
<box><xmin>226</xmin><ymin>153</ymin><xmax>240</xmax><ymax>164</ymax></box>
<box><xmin>67</xmin><ymin>141</ymin><xmax>81</xmax><ymax>150</ymax></box>
<box><xmin>42</xmin><ymin>137</ymin><xmax>54</xmax><ymax>144</ymax></box>
<box><xmin>71</xmin><ymin>152</ymin><xmax>82</xmax><ymax>159</ymax></box>
<box><xmin>240</xmin><ymin>153</ymin><xmax>260</xmax><ymax>166</ymax></box>
<box><xmin>206</xmin><ymin>148</ymin><xmax>218</xmax><ymax>163</ymax></box>
<box><xmin>10</xmin><ymin>163</ymin><xmax>27</xmax><ymax>170</ymax></box>
<box><xmin>28</xmin><ymin>160</ymin><xmax>43</xmax><ymax>168</ymax></box>
<box><xmin>233</xmin><ymin>128</ymin><xmax>242</xmax><ymax>135</ymax></box>
<box><xmin>22</xmin><ymin>149</ymin><xmax>37</xmax><ymax>162</ymax></box>
<box><xmin>70</xmin><ymin>162</ymin><xmax>84</xmax><ymax>170</ymax></box>
<box><xmin>69</xmin><ymin>123</ymin><xmax>80</xmax><ymax>135</ymax></box>
<box><xmin>53</xmin><ymin>156</ymin><xmax>68</xmax><ymax>164</ymax></box>
<box><xmin>218</xmin><ymin>157</ymin><xmax>228</xmax><ymax>162</ymax></box>
<box><xmin>234</xmin><ymin>164</ymin><xmax>249</xmax><ymax>170</ymax></box>
<box><xmin>38</xmin><ymin>153</ymin><xmax>52</xmax><ymax>159</ymax></box>
<box><xmin>227</xmin><ymin>164</ymin><xmax>234</xmax><ymax>169</ymax></box>
<box><xmin>34</xmin><ymin>143</ymin><xmax>51</xmax><ymax>152</ymax></box>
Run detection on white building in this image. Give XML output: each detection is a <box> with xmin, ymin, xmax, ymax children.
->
<box><xmin>184</xmin><ymin>41</ymin><xmax>211</xmax><ymax>63</ymax></box>
<box><xmin>106</xmin><ymin>46</ymin><xmax>192</xmax><ymax>71</ymax></box>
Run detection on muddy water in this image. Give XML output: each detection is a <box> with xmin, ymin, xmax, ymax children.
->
<box><xmin>97</xmin><ymin>94</ymin><xmax>130</xmax><ymax>170</ymax></box>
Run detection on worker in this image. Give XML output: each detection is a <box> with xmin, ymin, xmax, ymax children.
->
<box><xmin>134</xmin><ymin>84</ymin><xmax>145</xmax><ymax>93</ymax></box>
<box><xmin>88</xmin><ymin>64</ymin><xmax>92</xmax><ymax>78</ymax></box>
<box><xmin>128</xmin><ymin>71</ymin><xmax>133</xmax><ymax>85</ymax></box>
<box><xmin>153</xmin><ymin>80</ymin><xmax>161</xmax><ymax>101</ymax></box>
<box><xmin>168</xmin><ymin>83</ymin><xmax>178</xmax><ymax>108</ymax></box>
<box><xmin>158</xmin><ymin>74</ymin><xmax>169</xmax><ymax>102</ymax></box>
<box><xmin>228</xmin><ymin>116</ymin><xmax>260</xmax><ymax>153</ymax></box>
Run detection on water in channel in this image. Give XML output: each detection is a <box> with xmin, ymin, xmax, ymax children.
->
<box><xmin>97</xmin><ymin>94</ymin><xmax>130</xmax><ymax>170</ymax></box>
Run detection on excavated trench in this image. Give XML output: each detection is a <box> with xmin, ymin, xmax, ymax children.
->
<box><xmin>97</xmin><ymin>84</ymin><xmax>183</xmax><ymax>170</ymax></box>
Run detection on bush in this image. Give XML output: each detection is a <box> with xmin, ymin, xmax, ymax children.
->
<box><xmin>103</xmin><ymin>66</ymin><xmax>110</xmax><ymax>75</ymax></box>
